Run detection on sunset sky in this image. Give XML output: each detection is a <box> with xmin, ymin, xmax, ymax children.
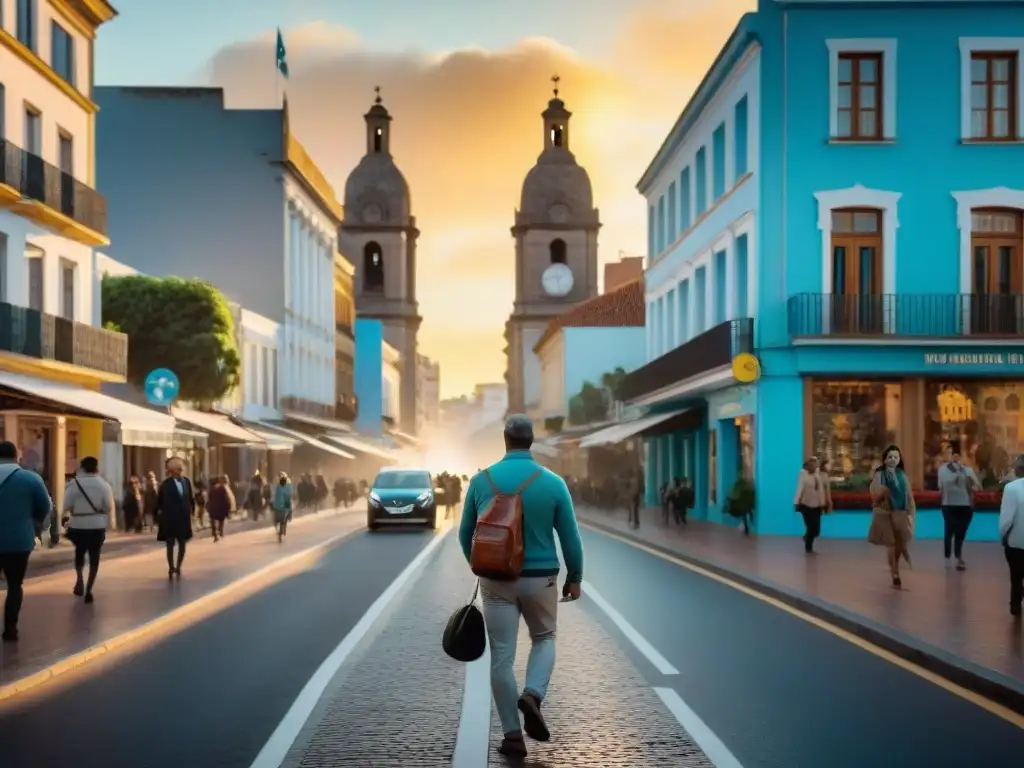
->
<box><xmin>96</xmin><ymin>0</ymin><xmax>753</xmax><ymax>398</ymax></box>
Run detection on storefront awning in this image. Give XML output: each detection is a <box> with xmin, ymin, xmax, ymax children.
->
<box><xmin>245</xmin><ymin>427</ymin><xmax>301</xmax><ymax>452</ymax></box>
<box><xmin>255</xmin><ymin>422</ymin><xmax>355</xmax><ymax>460</ymax></box>
<box><xmin>322</xmin><ymin>433</ymin><xmax>396</xmax><ymax>461</ymax></box>
<box><xmin>388</xmin><ymin>429</ymin><xmax>420</xmax><ymax>447</ymax></box>
<box><xmin>578</xmin><ymin>408</ymin><xmax>691</xmax><ymax>449</ymax></box>
<box><xmin>531</xmin><ymin>441</ymin><xmax>560</xmax><ymax>458</ymax></box>
<box><xmin>0</xmin><ymin>369</ymin><xmax>176</xmax><ymax>439</ymax></box>
<box><xmin>170</xmin><ymin>407</ymin><xmax>264</xmax><ymax>445</ymax></box>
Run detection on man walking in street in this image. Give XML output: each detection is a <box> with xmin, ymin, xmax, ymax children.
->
<box><xmin>459</xmin><ymin>415</ymin><xmax>584</xmax><ymax>759</ymax></box>
<box><xmin>0</xmin><ymin>441</ymin><xmax>54</xmax><ymax>641</ymax></box>
<box><xmin>998</xmin><ymin>454</ymin><xmax>1024</xmax><ymax>618</ymax></box>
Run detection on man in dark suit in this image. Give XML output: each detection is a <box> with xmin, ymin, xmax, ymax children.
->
<box><xmin>155</xmin><ymin>456</ymin><xmax>194</xmax><ymax>579</ymax></box>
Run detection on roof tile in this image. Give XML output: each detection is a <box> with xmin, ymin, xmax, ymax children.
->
<box><xmin>534</xmin><ymin>278</ymin><xmax>645</xmax><ymax>353</ymax></box>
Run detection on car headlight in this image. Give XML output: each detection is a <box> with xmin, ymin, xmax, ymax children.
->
<box><xmin>416</xmin><ymin>491</ymin><xmax>433</xmax><ymax>504</ymax></box>
<box><xmin>369</xmin><ymin>491</ymin><xmax>381</xmax><ymax>505</ymax></box>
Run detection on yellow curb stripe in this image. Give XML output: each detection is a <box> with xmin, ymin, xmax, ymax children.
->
<box><xmin>582</xmin><ymin>521</ymin><xmax>1024</xmax><ymax>730</ymax></box>
<box><xmin>0</xmin><ymin>523</ymin><xmax>364</xmax><ymax>704</ymax></box>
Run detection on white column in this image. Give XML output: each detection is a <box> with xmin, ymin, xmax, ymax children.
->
<box><xmin>288</xmin><ymin>211</ymin><xmax>299</xmax><ymax>311</ymax></box>
<box><xmin>688</xmin><ymin>278</ymin><xmax>698</xmax><ymax>336</ymax></box>
<box><xmin>705</xmin><ymin>265</ymin><xmax>715</xmax><ymax>330</ymax></box>
<box><xmin>676</xmin><ymin>279</ymin><xmax>685</xmax><ymax>342</ymax></box>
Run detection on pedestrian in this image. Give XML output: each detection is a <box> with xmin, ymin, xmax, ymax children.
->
<box><xmin>62</xmin><ymin>456</ymin><xmax>115</xmax><ymax>604</ymax></box>
<box><xmin>868</xmin><ymin>445</ymin><xmax>915</xmax><ymax>589</ymax></box>
<box><xmin>997</xmin><ymin>453</ymin><xmax>1024</xmax><ymax>618</ymax></box>
<box><xmin>0</xmin><ymin>441</ymin><xmax>53</xmax><ymax>641</ymax></box>
<box><xmin>143</xmin><ymin>471</ymin><xmax>159</xmax><ymax>532</ymax></box>
<box><xmin>629</xmin><ymin>467</ymin><xmax>644</xmax><ymax>529</ymax></box>
<box><xmin>272</xmin><ymin>472</ymin><xmax>293</xmax><ymax>542</ymax></box>
<box><xmin>794</xmin><ymin>456</ymin><xmax>827</xmax><ymax>553</ymax></box>
<box><xmin>193</xmin><ymin>480</ymin><xmax>208</xmax><ymax>530</ymax></box>
<box><xmin>206</xmin><ymin>475</ymin><xmax>234</xmax><ymax>542</ymax></box>
<box><xmin>938</xmin><ymin>442</ymin><xmax>978</xmax><ymax>571</ymax></box>
<box><xmin>458</xmin><ymin>415</ymin><xmax>584</xmax><ymax>759</ymax></box>
<box><xmin>246</xmin><ymin>472</ymin><xmax>265</xmax><ymax>521</ymax></box>
<box><xmin>123</xmin><ymin>475</ymin><xmax>143</xmax><ymax>533</ymax></box>
<box><xmin>155</xmin><ymin>456</ymin><xmax>195</xmax><ymax>579</ymax></box>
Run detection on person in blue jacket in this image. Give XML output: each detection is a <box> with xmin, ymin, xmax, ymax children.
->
<box><xmin>0</xmin><ymin>441</ymin><xmax>54</xmax><ymax>641</ymax></box>
<box><xmin>459</xmin><ymin>415</ymin><xmax>584</xmax><ymax>759</ymax></box>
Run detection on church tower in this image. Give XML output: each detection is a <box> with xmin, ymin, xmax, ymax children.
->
<box><xmin>504</xmin><ymin>78</ymin><xmax>600</xmax><ymax>415</ymax></box>
<box><xmin>342</xmin><ymin>89</ymin><xmax>421</xmax><ymax>435</ymax></box>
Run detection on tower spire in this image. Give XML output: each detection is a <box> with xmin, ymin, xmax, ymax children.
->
<box><xmin>374</xmin><ymin>85</ymin><xmax>382</xmax><ymax>105</ymax></box>
<box><xmin>551</xmin><ymin>74</ymin><xmax>560</xmax><ymax>98</ymax></box>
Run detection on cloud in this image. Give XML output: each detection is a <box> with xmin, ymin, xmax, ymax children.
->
<box><xmin>205</xmin><ymin>5</ymin><xmax>749</xmax><ymax>395</ymax></box>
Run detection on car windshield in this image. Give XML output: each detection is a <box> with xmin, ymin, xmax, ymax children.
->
<box><xmin>373</xmin><ymin>471</ymin><xmax>431</xmax><ymax>490</ymax></box>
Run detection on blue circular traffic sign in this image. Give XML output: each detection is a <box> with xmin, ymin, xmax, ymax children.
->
<box><xmin>144</xmin><ymin>368</ymin><xmax>180</xmax><ymax>407</ymax></box>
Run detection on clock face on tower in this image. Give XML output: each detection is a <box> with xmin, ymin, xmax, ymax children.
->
<box><xmin>362</xmin><ymin>204</ymin><xmax>383</xmax><ymax>224</ymax></box>
<box><xmin>541</xmin><ymin>263</ymin><xmax>574</xmax><ymax>297</ymax></box>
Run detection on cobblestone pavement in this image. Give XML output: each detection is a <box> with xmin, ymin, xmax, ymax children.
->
<box><xmin>281</xmin><ymin>532</ymin><xmax>472</xmax><ymax>768</ymax></box>
<box><xmin>487</xmin><ymin>599</ymin><xmax>714</xmax><ymax>767</ymax></box>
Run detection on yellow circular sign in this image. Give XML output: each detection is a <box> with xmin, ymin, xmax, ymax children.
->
<box><xmin>732</xmin><ymin>353</ymin><xmax>761</xmax><ymax>383</ymax></box>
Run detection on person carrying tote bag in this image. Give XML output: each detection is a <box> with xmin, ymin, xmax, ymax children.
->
<box><xmin>442</xmin><ymin>581</ymin><xmax>486</xmax><ymax>662</ymax></box>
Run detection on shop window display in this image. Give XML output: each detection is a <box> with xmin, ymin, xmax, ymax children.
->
<box><xmin>924</xmin><ymin>381</ymin><xmax>1023</xmax><ymax>492</ymax></box>
<box><xmin>810</xmin><ymin>381</ymin><xmax>901</xmax><ymax>489</ymax></box>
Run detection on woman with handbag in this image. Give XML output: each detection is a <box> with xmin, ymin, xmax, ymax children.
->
<box><xmin>62</xmin><ymin>457</ymin><xmax>115</xmax><ymax>603</ymax></box>
<box><xmin>868</xmin><ymin>445</ymin><xmax>916</xmax><ymax>590</ymax></box>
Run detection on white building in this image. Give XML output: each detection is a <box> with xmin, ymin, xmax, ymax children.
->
<box><xmin>382</xmin><ymin>340</ymin><xmax>401</xmax><ymax>426</ymax></box>
<box><xmin>416</xmin><ymin>353</ymin><xmax>440</xmax><ymax>434</ymax></box>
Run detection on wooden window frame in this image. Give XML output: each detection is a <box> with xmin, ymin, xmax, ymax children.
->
<box><xmin>970</xmin><ymin>52</ymin><xmax>1018</xmax><ymax>141</ymax></box>
<box><xmin>837</xmin><ymin>52</ymin><xmax>884</xmax><ymax>141</ymax></box>
<box><xmin>970</xmin><ymin>207</ymin><xmax>1023</xmax><ymax>294</ymax></box>
<box><xmin>831</xmin><ymin>208</ymin><xmax>883</xmax><ymax>295</ymax></box>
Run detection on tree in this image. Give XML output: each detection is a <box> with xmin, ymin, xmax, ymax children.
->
<box><xmin>102</xmin><ymin>275</ymin><xmax>241</xmax><ymax>404</ymax></box>
<box><xmin>568</xmin><ymin>381</ymin><xmax>609</xmax><ymax>425</ymax></box>
<box><xmin>601</xmin><ymin>366</ymin><xmax>628</xmax><ymax>402</ymax></box>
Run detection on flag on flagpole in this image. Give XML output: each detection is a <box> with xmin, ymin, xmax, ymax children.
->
<box><xmin>276</xmin><ymin>28</ymin><xmax>289</xmax><ymax>79</ymax></box>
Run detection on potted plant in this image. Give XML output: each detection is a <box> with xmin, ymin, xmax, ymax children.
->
<box><xmin>725</xmin><ymin>477</ymin><xmax>755</xmax><ymax>535</ymax></box>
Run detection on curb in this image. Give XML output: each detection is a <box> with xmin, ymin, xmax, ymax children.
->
<box><xmin>580</xmin><ymin>516</ymin><xmax>1024</xmax><ymax>717</ymax></box>
<box><xmin>0</xmin><ymin>523</ymin><xmax>364</xmax><ymax>703</ymax></box>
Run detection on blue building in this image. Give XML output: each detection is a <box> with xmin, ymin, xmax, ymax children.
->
<box><xmin>620</xmin><ymin>0</ymin><xmax>1024</xmax><ymax>540</ymax></box>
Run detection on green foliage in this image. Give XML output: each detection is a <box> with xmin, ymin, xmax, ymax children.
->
<box><xmin>566</xmin><ymin>367</ymin><xmax>629</xmax><ymax>426</ymax></box>
<box><xmin>544</xmin><ymin>416</ymin><xmax>565</xmax><ymax>434</ymax></box>
<box><xmin>600</xmin><ymin>367</ymin><xmax>628</xmax><ymax>401</ymax></box>
<box><xmin>101</xmin><ymin>275</ymin><xmax>241</xmax><ymax>404</ymax></box>
<box><xmin>725</xmin><ymin>477</ymin><xmax>756</xmax><ymax>518</ymax></box>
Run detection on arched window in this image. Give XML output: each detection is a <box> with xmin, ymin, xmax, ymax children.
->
<box><xmin>549</xmin><ymin>238</ymin><xmax>567</xmax><ymax>264</ymax></box>
<box><xmin>550</xmin><ymin>123</ymin><xmax>564</xmax><ymax>147</ymax></box>
<box><xmin>373</xmin><ymin>126</ymin><xmax>383</xmax><ymax>153</ymax></box>
<box><xmin>363</xmin><ymin>242</ymin><xmax>384</xmax><ymax>292</ymax></box>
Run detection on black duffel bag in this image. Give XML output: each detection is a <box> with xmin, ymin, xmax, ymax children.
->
<box><xmin>442</xmin><ymin>581</ymin><xmax>485</xmax><ymax>662</ymax></box>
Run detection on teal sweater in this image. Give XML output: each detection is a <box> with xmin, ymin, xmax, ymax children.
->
<box><xmin>459</xmin><ymin>451</ymin><xmax>584</xmax><ymax>583</ymax></box>
<box><xmin>0</xmin><ymin>463</ymin><xmax>53</xmax><ymax>554</ymax></box>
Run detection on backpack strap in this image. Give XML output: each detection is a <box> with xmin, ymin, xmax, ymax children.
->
<box><xmin>482</xmin><ymin>469</ymin><xmax>501</xmax><ymax>495</ymax></box>
<box><xmin>515</xmin><ymin>470</ymin><xmax>543</xmax><ymax>494</ymax></box>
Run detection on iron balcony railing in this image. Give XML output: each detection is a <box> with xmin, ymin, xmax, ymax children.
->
<box><xmin>0</xmin><ymin>302</ymin><xmax>127</xmax><ymax>378</ymax></box>
<box><xmin>0</xmin><ymin>138</ymin><xmax>108</xmax><ymax>235</ymax></box>
<box><xmin>620</xmin><ymin>318</ymin><xmax>754</xmax><ymax>403</ymax></box>
<box><xmin>788</xmin><ymin>293</ymin><xmax>1024</xmax><ymax>338</ymax></box>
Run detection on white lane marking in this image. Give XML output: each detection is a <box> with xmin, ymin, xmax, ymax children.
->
<box><xmin>582</xmin><ymin>581</ymin><xmax>679</xmax><ymax>675</ymax></box>
<box><xmin>654</xmin><ymin>687</ymin><xmax>745</xmax><ymax>768</ymax></box>
<box><xmin>452</xmin><ymin>588</ymin><xmax>492</xmax><ymax>768</ymax></box>
<box><xmin>247</xmin><ymin>529</ymin><xmax>451</xmax><ymax>768</ymax></box>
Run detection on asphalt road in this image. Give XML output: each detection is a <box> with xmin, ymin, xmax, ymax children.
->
<box><xmin>0</xmin><ymin>528</ymin><xmax>436</xmax><ymax>768</ymax></box>
<box><xmin>578</xmin><ymin>528</ymin><xmax>1024</xmax><ymax>768</ymax></box>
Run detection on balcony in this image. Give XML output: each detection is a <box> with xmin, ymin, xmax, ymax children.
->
<box><xmin>0</xmin><ymin>139</ymin><xmax>109</xmax><ymax>246</ymax></box>
<box><xmin>620</xmin><ymin>318</ymin><xmax>754</xmax><ymax>403</ymax></box>
<box><xmin>788</xmin><ymin>293</ymin><xmax>1024</xmax><ymax>340</ymax></box>
<box><xmin>0</xmin><ymin>302</ymin><xmax>127</xmax><ymax>380</ymax></box>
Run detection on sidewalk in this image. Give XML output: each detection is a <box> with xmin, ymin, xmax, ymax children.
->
<box><xmin>576</xmin><ymin>504</ymin><xmax>1024</xmax><ymax>713</ymax></box>
<box><xmin>0</xmin><ymin>505</ymin><xmax>365</xmax><ymax>693</ymax></box>
<box><xmin>16</xmin><ymin>503</ymin><xmax>364</xmax><ymax>578</ymax></box>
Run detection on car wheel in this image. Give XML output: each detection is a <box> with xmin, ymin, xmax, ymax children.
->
<box><xmin>427</xmin><ymin>511</ymin><xmax>438</xmax><ymax>530</ymax></box>
<box><xmin>367</xmin><ymin>520</ymin><xmax>379</xmax><ymax>532</ymax></box>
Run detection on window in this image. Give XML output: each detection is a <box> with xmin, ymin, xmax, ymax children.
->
<box><xmin>59</xmin><ymin>131</ymin><xmax>73</xmax><ymax>175</ymax></box>
<box><xmin>734</xmin><ymin>96</ymin><xmax>749</xmax><ymax>179</ymax></box>
<box><xmin>657</xmin><ymin>196</ymin><xmax>666</xmax><ymax>253</ymax></box>
<box><xmin>246</xmin><ymin>343</ymin><xmax>258</xmax><ymax>402</ymax></box>
<box><xmin>837</xmin><ymin>53</ymin><xmax>882</xmax><ymax>140</ymax></box>
<box><xmin>708</xmin><ymin>428</ymin><xmax>717</xmax><ymax>504</ymax></box>
<box><xmin>270</xmin><ymin>349</ymin><xmax>278</xmax><ymax>406</ymax></box>
<box><xmin>678</xmin><ymin>279</ymin><xmax>690</xmax><ymax>342</ymax></box>
<box><xmin>694</xmin><ymin>266</ymin><xmax>707</xmax><ymax>334</ymax></box>
<box><xmin>924</xmin><ymin>381</ymin><xmax>1024</xmax><ymax>490</ymax></box>
<box><xmin>363</xmin><ymin>241</ymin><xmax>384</xmax><ymax>292</ymax></box>
<box><xmin>0</xmin><ymin>84</ymin><xmax>5</xmax><ymax>141</ymax></box>
<box><xmin>809</xmin><ymin>380</ymin><xmax>902</xmax><ymax>486</ymax></box>
<box><xmin>0</xmin><ymin>232</ymin><xmax>6</xmax><ymax>303</ymax></box>
<box><xmin>680</xmin><ymin>168</ymin><xmax>691</xmax><ymax>231</ymax></box>
<box><xmin>16</xmin><ymin>0</ymin><xmax>36</xmax><ymax>51</ymax></box>
<box><xmin>549</xmin><ymin>238</ymin><xmax>566</xmax><ymax>264</ymax></box>
<box><xmin>695</xmin><ymin>147</ymin><xmax>707</xmax><ymax>216</ymax></box>
<box><xmin>712</xmin><ymin>123</ymin><xmax>726</xmax><ymax>199</ymax></box>
<box><xmin>969</xmin><ymin>208</ymin><xmax>1023</xmax><ymax>334</ymax></box>
<box><xmin>550</xmin><ymin>122</ymin><xmax>564</xmax><ymax>147</ymax></box>
<box><xmin>665</xmin><ymin>289</ymin><xmax>676</xmax><ymax>349</ymax></box>
<box><xmin>372</xmin><ymin>126</ymin><xmax>383</xmax><ymax>153</ymax></box>
<box><xmin>51</xmin><ymin>21</ymin><xmax>76</xmax><ymax>87</ymax></box>
<box><xmin>735</xmin><ymin>234</ymin><xmax>749</xmax><ymax>318</ymax></box>
<box><xmin>24</xmin><ymin>106</ymin><xmax>41</xmax><ymax>154</ymax></box>
<box><xmin>647</xmin><ymin>205</ymin><xmax>655</xmax><ymax>259</ymax></box>
<box><xmin>970</xmin><ymin>52</ymin><xmax>1017</xmax><ymax>140</ymax></box>
<box><xmin>714</xmin><ymin>250</ymin><xmax>726</xmax><ymax>324</ymax></box>
<box><xmin>27</xmin><ymin>254</ymin><xmax>43</xmax><ymax>311</ymax></box>
<box><xmin>667</xmin><ymin>182</ymin><xmax>677</xmax><ymax>241</ymax></box>
<box><xmin>60</xmin><ymin>260</ymin><xmax>75</xmax><ymax>319</ymax></box>
<box><xmin>261</xmin><ymin>347</ymin><xmax>270</xmax><ymax>406</ymax></box>
<box><xmin>831</xmin><ymin>208</ymin><xmax>883</xmax><ymax>333</ymax></box>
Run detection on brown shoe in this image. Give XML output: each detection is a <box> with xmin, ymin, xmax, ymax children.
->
<box><xmin>498</xmin><ymin>732</ymin><xmax>527</xmax><ymax>757</ymax></box>
<box><xmin>517</xmin><ymin>693</ymin><xmax>550</xmax><ymax>741</ymax></box>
